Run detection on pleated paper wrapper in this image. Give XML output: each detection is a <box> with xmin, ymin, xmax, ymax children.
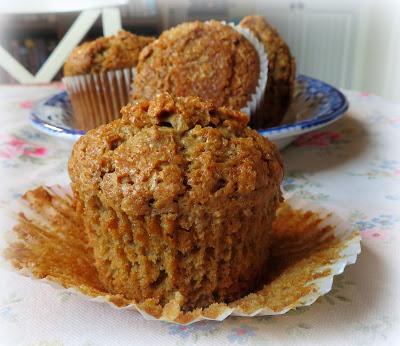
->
<box><xmin>228</xmin><ymin>22</ymin><xmax>268</xmax><ymax>118</ymax></box>
<box><xmin>1</xmin><ymin>185</ymin><xmax>361</xmax><ymax>325</ymax></box>
<box><xmin>200</xmin><ymin>21</ymin><xmax>269</xmax><ymax>118</ymax></box>
<box><xmin>63</xmin><ymin>68</ymin><xmax>135</xmax><ymax>131</ymax></box>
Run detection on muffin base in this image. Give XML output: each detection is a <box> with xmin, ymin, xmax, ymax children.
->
<box><xmin>3</xmin><ymin>185</ymin><xmax>361</xmax><ymax>324</ymax></box>
<box><xmin>78</xmin><ymin>187</ymin><xmax>280</xmax><ymax>310</ymax></box>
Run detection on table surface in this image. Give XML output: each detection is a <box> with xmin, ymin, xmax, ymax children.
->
<box><xmin>0</xmin><ymin>84</ymin><xmax>399</xmax><ymax>346</ymax></box>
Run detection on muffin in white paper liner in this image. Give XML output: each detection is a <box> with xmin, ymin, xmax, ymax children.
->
<box><xmin>229</xmin><ymin>23</ymin><xmax>268</xmax><ymax>117</ymax></box>
<box><xmin>62</xmin><ymin>68</ymin><xmax>135</xmax><ymax>131</ymax></box>
<box><xmin>1</xmin><ymin>185</ymin><xmax>361</xmax><ymax>325</ymax></box>
<box><xmin>207</xmin><ymin>21</ymin><xmax>269</xmax><ymax>118</ymax></box>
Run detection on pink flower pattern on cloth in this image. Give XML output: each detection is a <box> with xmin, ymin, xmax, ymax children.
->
<box><xmin>361</xmin><ymin>228</ymin><xmax>389</xmax><ymax>241</ymax></box>
<box><xmin>0</xmin><ymin>135</ymin><xmax>48</xmax><ymax>160</ymax></box>
<box><xmin>293</xmin><ymin>131</ymin><xmax>342</xmax><ymax>147</ymax></box>
<box><xmin>19</xmin><ymin>100</ymin><xmax>34</xmax><ymax>109</ymax></box>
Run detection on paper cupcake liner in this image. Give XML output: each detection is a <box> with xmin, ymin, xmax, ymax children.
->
<box><xmin>211</xmin><ymin>21</ymin><xmax>268</xmax><ymax>118</ymax></box>
<box><xmin>63</xmin><ymin>68</ymin><xmax>135</xmax><ymax>131</ymax></box>
<box><xmin>230</xmin><ymin>24</ymin><xmax>268</xmax><ymax>117</ymax></box>
<box><xmin>1</xmin><ymin>186</ymin><xmax>361</xmax><ymax>325</ymax></box>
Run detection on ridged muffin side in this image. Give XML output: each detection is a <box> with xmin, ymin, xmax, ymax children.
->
<box><xmin>68</xmin><ymin>93</ymin><xmax>283</xmax><ymax>310</ymax></box>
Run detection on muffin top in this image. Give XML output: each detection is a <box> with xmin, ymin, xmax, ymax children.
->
<box><xmin>131</xmin><ymin>21</ymin><xmax>261</xmax><ymax>110</ymax></box>
<box><xmin>69</xmin><ymin>93</ymin><xmax>283</xmax><ymax>218</ymax></box>
<box><xmin>64</xmin><ymin>30</ymin><xmax>155</xmax><ymax>76</ymax></box>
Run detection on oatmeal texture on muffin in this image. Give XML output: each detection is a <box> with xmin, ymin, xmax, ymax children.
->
<box><xmin>131</xmin><ymin>21</ymin><xmax>260</xmax><ymax>111</ymax></box>
<box><xmin>68</xmin><ymin>93</ymin><xmax>283</xmax><ymax>310</ymax></box>
<box><xmin>64</xmin><ymin>30</ymin><xmax>154</xmax><ymax>76</ymax></box>
<box><xmin>240</xmin><ymin>15</ymin><xmax>296</xmax><ymax>128</ymax></box>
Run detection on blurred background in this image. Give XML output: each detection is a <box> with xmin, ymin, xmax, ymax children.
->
<box><xmin>0</xmin><ymin>0</ymin><xmax>399</xmax><ymax>102</ymax></box>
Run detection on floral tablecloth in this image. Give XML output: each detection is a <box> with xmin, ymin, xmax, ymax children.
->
<box><xmin>0</xmin><ymin>84</ymin><xmax>399</xmax><ymax>346</ymax></box>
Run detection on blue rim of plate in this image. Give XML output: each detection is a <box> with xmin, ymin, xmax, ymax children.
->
<box><xmin>30</xmin><ymin>92</ymin><xmax>85</xmax><ymax>138</ymax></box>
<box><xmin>30</xmin><ymin>75</ymin><xmax>348</xmax><ymax>140</ymax></box>
<box><xmin>258</xmin><ymin>75</ymin><xmax>348</xmax><ymax>138</ymax></box>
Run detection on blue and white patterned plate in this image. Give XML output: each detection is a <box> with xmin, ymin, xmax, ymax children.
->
<box><xmin>30</xmin><ymin>75</ymin><xmax>348</xmax><ymax>149</ymax></box>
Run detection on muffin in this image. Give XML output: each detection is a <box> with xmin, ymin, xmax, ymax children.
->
<box><xmin>68</xmin><ymin>93</ymin><xmax>283</xmax><ymax>310</ymax></box>
<box><xmin>240</xmin><ymin>15</ymin><xmax>296</xmax><ymax>129</ymax></box>
<box><xmin>131</xmin><ymin>21</ymin><xmax>266</xmax><ymax>115</ymax></box>
<box><xmin>63</xmin><ymin>30</ymin><xmax>154</xmax><ymax>131</ymax></box>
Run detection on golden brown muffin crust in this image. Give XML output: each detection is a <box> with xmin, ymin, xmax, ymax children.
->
<box><xmin>240</xmin><ymin>15</ymin><xmax>296</xmax><ymax>128</ymax></box>
<box><xmin>69</xmin><ymin>93</ymin><xmax>283</xmax><ymax>309</ymax></box>
<box><xmin>64</xmin><ymin>30</ymin><xmax>155</xmax><ymax>76</ymax></box>
<box><xmin>131</xmin><ymin>21</ymin><xmax>260</xmax><ymax>111</ymax></box>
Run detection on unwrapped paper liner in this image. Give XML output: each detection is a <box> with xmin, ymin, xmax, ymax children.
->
<box><xmin>62</xmin><ymin>68</ymin><xmax>135</xmax><ymax>131</ymax></box>
<box><xmin>1</xmin><ymin>186</ymin><xmax>361</xmax><ymax>325</ymax></box>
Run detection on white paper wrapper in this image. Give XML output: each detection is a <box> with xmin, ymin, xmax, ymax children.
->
<box><xmin>202</xmin><ymin>21</ymin><xmax>268</xmax><ymax>118</ymax></box>
<box><xmin>230</xmin><ymin>24</ymin><xmax>268</xmax><ymax>117</ymax></box>
<box><xmin>1</xmin><ymin>186</ymin><xmax>361</xmax><ymax>325</ymax></box>
<box><xmin>63</xmin><ymin>68</ymin><xmax>135</xmax><ymax>131</ymax></box>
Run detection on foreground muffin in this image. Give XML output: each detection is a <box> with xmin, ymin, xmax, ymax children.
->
<box><xmin>131</xmin><ymin>21</ymin><xmax>262</xmax><ymax>112</ymax></box>
<box><xmin>68</xmin><ymin>93</ymin><xmax>283</xmax><ymax>310</ymax></box>
<box><xmin>63</xmin><ymin>31</ymin><xmax>154</xmax><ymax>131</ymax></box>
<box><xmin>240</xmin><ymin>15</ymin><xmax>296</xmax><ymax>128</ymax></box>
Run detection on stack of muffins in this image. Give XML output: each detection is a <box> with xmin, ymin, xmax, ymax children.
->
<box><xmin>65</xmin><ymin>16</ymin><xmax>294</xmax><ymax>310</ymax></box>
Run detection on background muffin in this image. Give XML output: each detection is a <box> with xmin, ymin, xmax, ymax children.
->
<box><xmin>63</xmin><ymin>30</ymin><xmax>154</xmax><ymax>131</ymax></box>
<box><xmin>64</xmin><ymin>31</ymin><xmax>154</xmax><ymax>76</ymax></box>
<box><xmin>240</xmin><ymin>15</ymin><xmax>296</xmax><ymax>129</ymax></box>
<box><xmin>69</xmin><ymin>93</ymin><xmax>283</xmax><ymax>310</ymax></box>
<box><xmin>131</xmin><ymin>21</ymin><xmax>261</xmax><ymax>112</ymax></box>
